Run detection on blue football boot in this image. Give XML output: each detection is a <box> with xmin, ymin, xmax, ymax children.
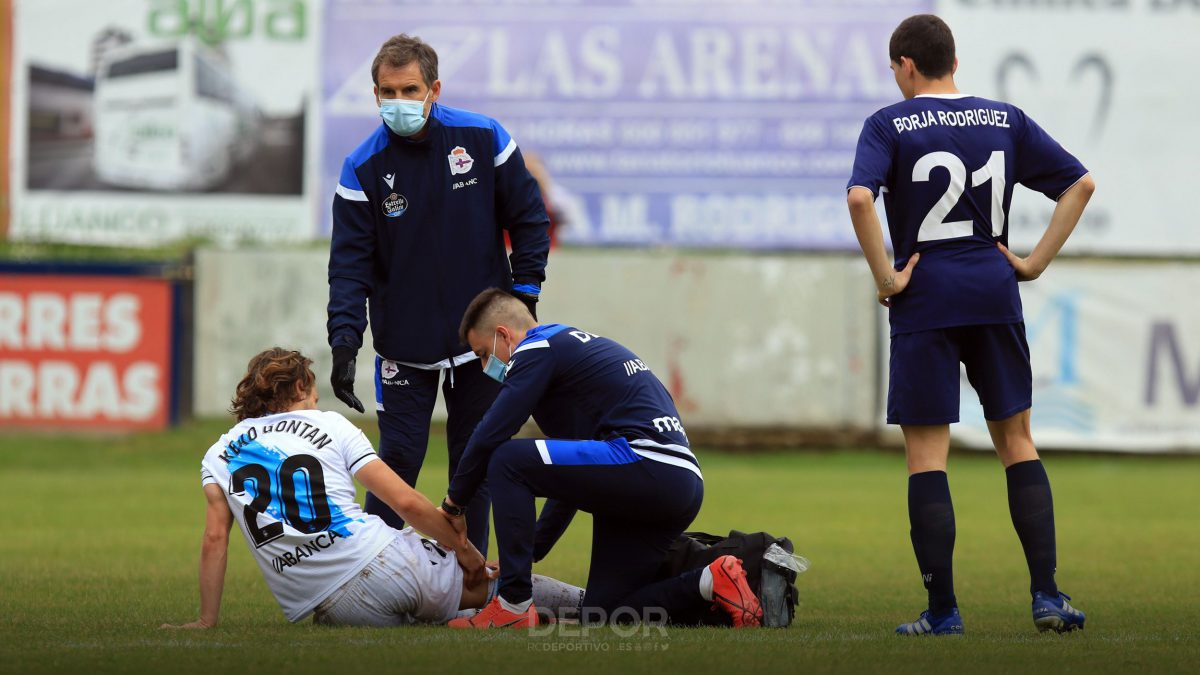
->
<box><xmin>896</xmin><ymin>607</ymin><xmax>965</xmax><ymax>636</ymax></box>
<box><xmin>1033</xmin><ymin>591</ymin><xmax>1085</xmax><ymax>633</ymax></box>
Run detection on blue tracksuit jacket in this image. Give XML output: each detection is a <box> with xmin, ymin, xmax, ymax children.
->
<box><xmin>328</xmin><ymin>103</ymin><xmax>550</xmax><ymax>363</ymax></box>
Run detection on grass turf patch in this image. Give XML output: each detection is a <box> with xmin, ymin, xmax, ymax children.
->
<box><xmin>1</xmin><ymin>419</ymin><xmax>1197</xmax><ymax>673</ymax></box>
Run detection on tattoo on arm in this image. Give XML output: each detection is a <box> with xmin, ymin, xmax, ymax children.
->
<box><xmin>881</xmin><ymin>275</ymin><xmax>896</xmax><ymax>291</ymax></box>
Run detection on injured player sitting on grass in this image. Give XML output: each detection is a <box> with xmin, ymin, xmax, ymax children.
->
<box><xmin>160</xmin><ymin>347</ymin><xmax>583</xmax><ymax>628</ymax></box>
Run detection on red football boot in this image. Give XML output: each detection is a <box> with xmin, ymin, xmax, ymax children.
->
<box><xmin>709</xmin><ymin>555</ymin><xmax>763</xmax><ymax>628</ymax></box>
<box><xmin>448</xmin><ymin>596</ymin><xmax>540</xmax><ymax>629</ymax></box>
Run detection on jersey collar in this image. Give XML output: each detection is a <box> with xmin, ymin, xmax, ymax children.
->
<box><xmin>518</xmin><ymin>323</ymin><xmax>567</xmax><ymax>347</ymax></box>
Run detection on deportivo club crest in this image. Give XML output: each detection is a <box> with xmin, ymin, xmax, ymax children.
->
<box><xmin>448</xmin><ymin>146</ymin><xmax>474</xmax><ymax>175</ymax></box>
<box><xmin>382</xmin><ymin>192</ymin><xmax>408</xmax><ymax>218</ymax></box>
<box><xmin>380</xmin><ymin>360</ymin><xmax>400</xmax><ymax>379</ymax></box>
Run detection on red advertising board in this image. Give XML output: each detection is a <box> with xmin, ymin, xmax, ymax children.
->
<box><xmin>1</xmin><ymin>0</ymin><xmax>10</xmax><ymax>239</ymax></box>
<box><xmin>0</xmin><ymin>274</ymin><xmax>173</xmax><ymax>430</ymax></box>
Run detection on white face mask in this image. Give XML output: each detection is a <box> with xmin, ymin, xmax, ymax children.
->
<box><xmin>379</xmin><ymin>90</ymin><xmax>431</xmax><ymax>136</ymax></box>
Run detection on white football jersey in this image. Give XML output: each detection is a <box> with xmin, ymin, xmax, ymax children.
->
<box><xmin>201</xmin><ymin>409</ymin><xmax>395</xmax><ymax>622</ymax></box>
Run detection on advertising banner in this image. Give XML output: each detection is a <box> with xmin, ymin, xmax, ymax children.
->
<box><xmin>9</xmin><ymin>0</ymin><xmax>320</xmax><ymax>245</ymax></box>
<box><xmin>322</xmin><ymin>0</ymin><xmax>930</xmax><ymax>248</ymax></box>
<box><xmin>0</xmin><ymin>272</ymin><xmax>175</xmax><ymax>429</ymax></box>
<box><xmin>875</xmin><ymin>262</ymin><xmax>1200</xmax><ymax>452</ymax></box>
<box><xmin>938</xmin><ymin>0</ymin><xmax>1200</xmax><ymax>256</ymax></box>
<box><xmin>1</xmin><ymin>0</ymin><xmax>10</xmax><ymax>239</ymax></box>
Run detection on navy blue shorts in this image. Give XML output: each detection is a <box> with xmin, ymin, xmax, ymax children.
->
<box><xmin>887</xmin><ymin>322</ymin><xmax>1031</xmax><ymax>425</ymax></box>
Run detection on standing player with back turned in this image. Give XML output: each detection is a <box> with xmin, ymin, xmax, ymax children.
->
<box><xmin>846</xmin><ymin>15</ymin><xmax>1095</xmax><ymax>636</ymax></box>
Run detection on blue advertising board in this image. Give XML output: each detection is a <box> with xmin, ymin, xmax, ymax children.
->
<box><xmin>323</xmin><ymin>0</ymin><xmax>929</xmax><ymax>248</ymax></box>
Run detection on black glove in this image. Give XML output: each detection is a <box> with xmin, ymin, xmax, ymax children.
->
<box><xmin>330</xmin><ymin>346</ymin><xmax>365</xmax><ymax>413</ymax></box>
<box><xmin>513</xmin><ymin>291</ymin><xmax>538</xmax><ymax>320</ymax></box>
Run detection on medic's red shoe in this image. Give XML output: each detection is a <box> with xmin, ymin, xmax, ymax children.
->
<box><xmin>710</xmin><ymin>555</ymin><xmax>763</xmax><ymax>628</ymax></box>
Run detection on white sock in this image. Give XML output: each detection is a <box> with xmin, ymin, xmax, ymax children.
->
<box><xmin>531</xmin><ymin>574</ymin><xmax>585</xmax><ymax>614</ymax></box>
<box><xmin>699</xmin><ymin>566</ymin><xmax>714</xmax><ymax>601</ymax></box>
<box><xmin>499</xmin><ymin>595</ymin><xmax>533</xmax><ymax>614</ymax></box>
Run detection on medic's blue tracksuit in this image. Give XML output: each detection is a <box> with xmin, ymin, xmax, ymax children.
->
<box><xmin>448</xmin><ymin>324</ymin><xmax>713</xmax><ymax>623</ymax></box>
<box><xmin>327</xmin><ymin>104</ymin><xmax>550</xmax><ymax>554</ymax></box>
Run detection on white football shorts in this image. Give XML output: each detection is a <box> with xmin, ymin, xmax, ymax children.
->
<box><xmin>311</xmin><ymin>527</ymin><xmax>463</xmax><ymax>626</ymax></box>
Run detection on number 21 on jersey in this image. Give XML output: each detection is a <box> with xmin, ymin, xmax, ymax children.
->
<box><xmin>913</xmin><ymin>150</ymin><xmax>1005</xmax><ymax>242</ymax></box>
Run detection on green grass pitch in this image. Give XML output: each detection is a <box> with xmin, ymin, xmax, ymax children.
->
<box><xmin>2</xmin><ymin>420</ymin><xmax>1198</xmax><ymax>674</ymax></box>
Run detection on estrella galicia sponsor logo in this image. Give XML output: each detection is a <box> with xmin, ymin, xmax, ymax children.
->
<box><xmin>382</xmin><ymin>192</ymin><xmax>408</xmax><ymax>218</ymax></box>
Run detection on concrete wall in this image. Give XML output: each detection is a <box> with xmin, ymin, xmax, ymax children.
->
<box><xmin>192</xmin><ymin>248</ymin><xmax>1200</xmax><ymax>452</ymax></box>
<box><xmin>536</xmin><ymin>250</ymin><xmax>878</xmax><ymax>429</ymax></box>
<box><xmin>192</xmin><ymin>247</ymin><xmax>384</xmax><ymax>419</ymax></box>
<box><xmin>193</xmin><ymin>247</ymin><xmax>880</xmax><ymax>431</ymax></box>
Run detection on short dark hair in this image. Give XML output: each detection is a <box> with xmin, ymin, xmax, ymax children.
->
<box><xmin>889</xmin><ymin>14</ymin><xmax>955</xmax><ymax>79</ymax></box>
<box><xmin>230</xmin><ymin>348</ymin><xmax>315</xmax><ymax>421</ymax></box>
<box><xmin>372</xmin><ymin>34</ymin><xmax>438</xmax><ymax>87</ymax></box>
<box><xmin>459</xmin><ymin>288</ymin><xmax>526</xmax><ymax>345</ymax></box>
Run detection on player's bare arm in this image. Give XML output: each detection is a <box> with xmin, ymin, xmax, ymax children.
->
<box><xmin>354</xmin><ymin>461</ymin><xmax>487</xmax><ymax>586</ymax></box>
<box><xmin>848</xmin><ymin>186</ymin><xmax>920</xmax><ymax>307</ymax></box>
<box><xmin>437</xmin><ymin>497</ymin><xmax>469</xmax><ymax>538</ymax></box>
<box><xmin>998</xmin><ymin>174</ymin><xmax>1096</xmax><ymax>281</ymax></box>
<box><xmin>161</xmin><ymin>483</ymin><xmax>233</xmax><ymax>630</ymax></box>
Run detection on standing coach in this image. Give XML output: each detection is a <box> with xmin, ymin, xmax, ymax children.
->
<box><xmin>326</xmin><ymin>34</ymin><xmax>550</xmax><ymax>556</ymax></box>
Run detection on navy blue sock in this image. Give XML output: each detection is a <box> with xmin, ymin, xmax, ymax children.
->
<box><xmin>908</xmin><ymin>471</ymin><xmax>957</xmax><ymax>615</ymax></box>
<box><xmin>1006</xmin><ymin>459</ymin><xmax>1059</xmax><ymax>597</ymax></box>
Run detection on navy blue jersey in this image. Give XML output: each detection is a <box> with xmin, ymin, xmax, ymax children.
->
<box><xmin>328</xmin><ymin>104</ymin><xmax>550</xmax><ymax>363</ymax></box>
<box><xmin>847</xmin><ymin>94</ymin><xmax>1087</xmax><ymax>335</ymax></box>
<box><xmin>447</xmin><ymin>324</ymin><xmax>695</xmax><ymax>505</ymax></box>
